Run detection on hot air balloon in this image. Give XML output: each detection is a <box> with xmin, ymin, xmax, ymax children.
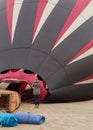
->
<box><xmin>0</xmin><ymin>0</ymin><xmax>93</xmax><ymax>103</ymax></box>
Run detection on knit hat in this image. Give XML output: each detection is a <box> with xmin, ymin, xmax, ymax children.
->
<box><xmin>34</xmin><ymin>74</ymin><xmax>38</xmax><ymax>80</ymax></box>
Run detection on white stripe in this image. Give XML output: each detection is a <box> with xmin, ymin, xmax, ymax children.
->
<box><xmin>12</xmin><ymin>0</ymin><xmax>24</xmax><ymax>43</ymax></box>
<box><xmin>25</xmin><ymin>84</ymin><xmax>31</xmax><ymax>90</ymax></box>
<box><xmin>32</xmin><ymin>0</ymin><xmax>59</xmax><ymax>43</ymax></box>
<box><xmin>53</xmin><ymin>1</ymin><xmax>93</xmax><ymax>50</ymax></box>
<box><xmin>0</xmin><ymin>82</ymin><xmax>10</xmax><ymax>89</ymax></box>
<box><xmin>68</xmin><ymin>47</ymin><xmax>93</xmax><ymax>64</ymax></box>
<box><xmin>74</xmin><ymin>79</ymin><xmax>93</xmax><ymax>85</ymax></box>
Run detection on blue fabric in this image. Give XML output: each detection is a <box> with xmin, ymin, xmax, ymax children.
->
<box><xmin>13</xmin><ymin>112</ymin><xmax>45</xmax><ymax>124</ymax></box>
<box><xmin>0</xmin><ymin>112</ymin><xmax>18</xmax><ymax>127</ymax></box>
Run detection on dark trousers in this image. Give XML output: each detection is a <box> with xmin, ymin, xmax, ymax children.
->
<box><xmin>34</xmin><ymin>95</ymin><xmax>40</xmax><ymax>105</ymax></box>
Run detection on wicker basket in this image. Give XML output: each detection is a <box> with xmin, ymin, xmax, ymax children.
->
<box><xmin>0</xmin><ymin>90</ymin><xmax>21</xmax><ymax>113</ymax></box>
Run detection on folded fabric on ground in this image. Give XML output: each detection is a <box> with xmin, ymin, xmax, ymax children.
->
<box><xmin>0</xmin><ymin>112</ymin><xmax>18</xmax><ymax>127</ymax></box>
<box><xmin>13</xmin><ymin>112</ymin><xmax>45</xmax><ymax>124</ymax></box>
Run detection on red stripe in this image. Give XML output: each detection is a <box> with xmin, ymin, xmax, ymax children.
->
<box><xmin>19</xmin><ymin>82</ymin><xmax>28</xmax><ymax>92</ymax></box>
<box><xmin>11</xmin><ymin>69</ymin><xmax>20</xmax><ymax>72</ymax></box>
<box><xmin>69</xmin><ymin>39</ymin><xmax>93</xmax><ymax>63</ymax></box>
<box><xmin>53</xmin><ymin>0</ymin><xmax>91</xmax><ymax>48</ymax></box>
<box><xmin>78</xmin><ymin>74</ymin><xmax>93</xmax><ymax>82</ymax></box>
<box><xmin>32</xmin><ymin>0</ymin><xmax>48</xmax><ymax>40</ymax></box>
<box><xmin>6</xmin><ymin>0</ymin><xmax>14</xmax><ymax>41</ymax></box>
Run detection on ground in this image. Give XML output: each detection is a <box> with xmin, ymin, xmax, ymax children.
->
<box><xmin>1</xmin><ymin>100</ymin><xmax>93</xmax><ymax>130</ymax></box>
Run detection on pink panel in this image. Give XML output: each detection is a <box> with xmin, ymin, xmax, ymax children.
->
<box><xmin>6</xmin><ymin>0</ymin><xmax>14</xmax><ymax>41</ymax></box>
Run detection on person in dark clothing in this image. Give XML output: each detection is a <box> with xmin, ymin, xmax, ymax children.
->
<box><xmin>31</xmin><ymin>75</ymin><xmax>41</xmax><ymax>108</ymax></box>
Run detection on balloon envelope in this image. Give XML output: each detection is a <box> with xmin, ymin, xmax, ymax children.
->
<box><xmin>0</xmin><ymin>0</ymin><xmax>93</xmax><ymax>102</ymax></box>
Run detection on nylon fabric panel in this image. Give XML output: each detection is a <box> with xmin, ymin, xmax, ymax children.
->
<box><xmin>0</xmin><ymin>5</ymin><xmax>11</xmax><ymax>50</ymax></box>
<box><xmin>32</xmin><ymin>0</ymin><xmax>77</xmax><ymax>53</ymax></box>
<box><xmin>0</xmin><ymin>50</ymin><xmax>12</xmax><ymax>72</ymax></box>
<box><xmin>0</xmin><ymin>0</ymin><xmax>6</xmax><ymax>9</ymax></box>
<box><xmin>46</xmin><ymin>68</ymin><xmax>69</xmax><ymax>91</ymax></box>
<box><xmin>11</xmin><ymin>48</ymin><xmax>30</xmax><ymax>69</ymax></box>
<box><xmin>51</xmin><ymin>17</ymin><xmax>93</xmax><ymax>66</ymax></box>
<box><xmin>65</xmin><ymin>54</ymin><xmax>93</xmax><ymax>84</ymax></box>
<box><xmin>45</xmin><ymin>84</ymin><xmax>93</xmax><ymax>103</ymax></box>
<box><xmin>24</xmin><ymin>49</ymin><xmax>47</xmax><ymax>73</ymax></box>
<box><xmin>37</xmin><ymin>55</ymin><xmax>62</xmax><ymax>79</ymax></box>
<box><xmin>13</xmin><ymin>1</ymin><xmax>38</xmax><ymax>47</ymax></box>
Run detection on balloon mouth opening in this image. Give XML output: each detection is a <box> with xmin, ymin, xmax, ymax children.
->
<box><xmin>0</xmin><ymin>68</ymin><xmax>49</xmax><ymax>103</ymax></box>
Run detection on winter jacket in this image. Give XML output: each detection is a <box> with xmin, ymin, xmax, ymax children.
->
<box><xmin>32</xmin><ymin>81</ymin><xmax>40</xmax><ymax>95</ymax></box>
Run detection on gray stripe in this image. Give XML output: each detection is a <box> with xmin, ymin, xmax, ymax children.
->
<box><xmin>0</xmin><ymin>1</ymin><xmax>11</xmax><ymax>51</ymax></box>
<box><xmin>13</xmin><ymin>0</ymin><xmax>39</xmax><ymax>47</ymax></box>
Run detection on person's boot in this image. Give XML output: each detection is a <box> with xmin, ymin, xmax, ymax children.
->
<box><xmin>36</xmin><ymin>104</ymin><xmax>39</xmax><ymax>108</ymax></box>
<box><xmin>34</xmin><ymin>104</ymin><xmax>37</xmax><ymax>108</ymax></box>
